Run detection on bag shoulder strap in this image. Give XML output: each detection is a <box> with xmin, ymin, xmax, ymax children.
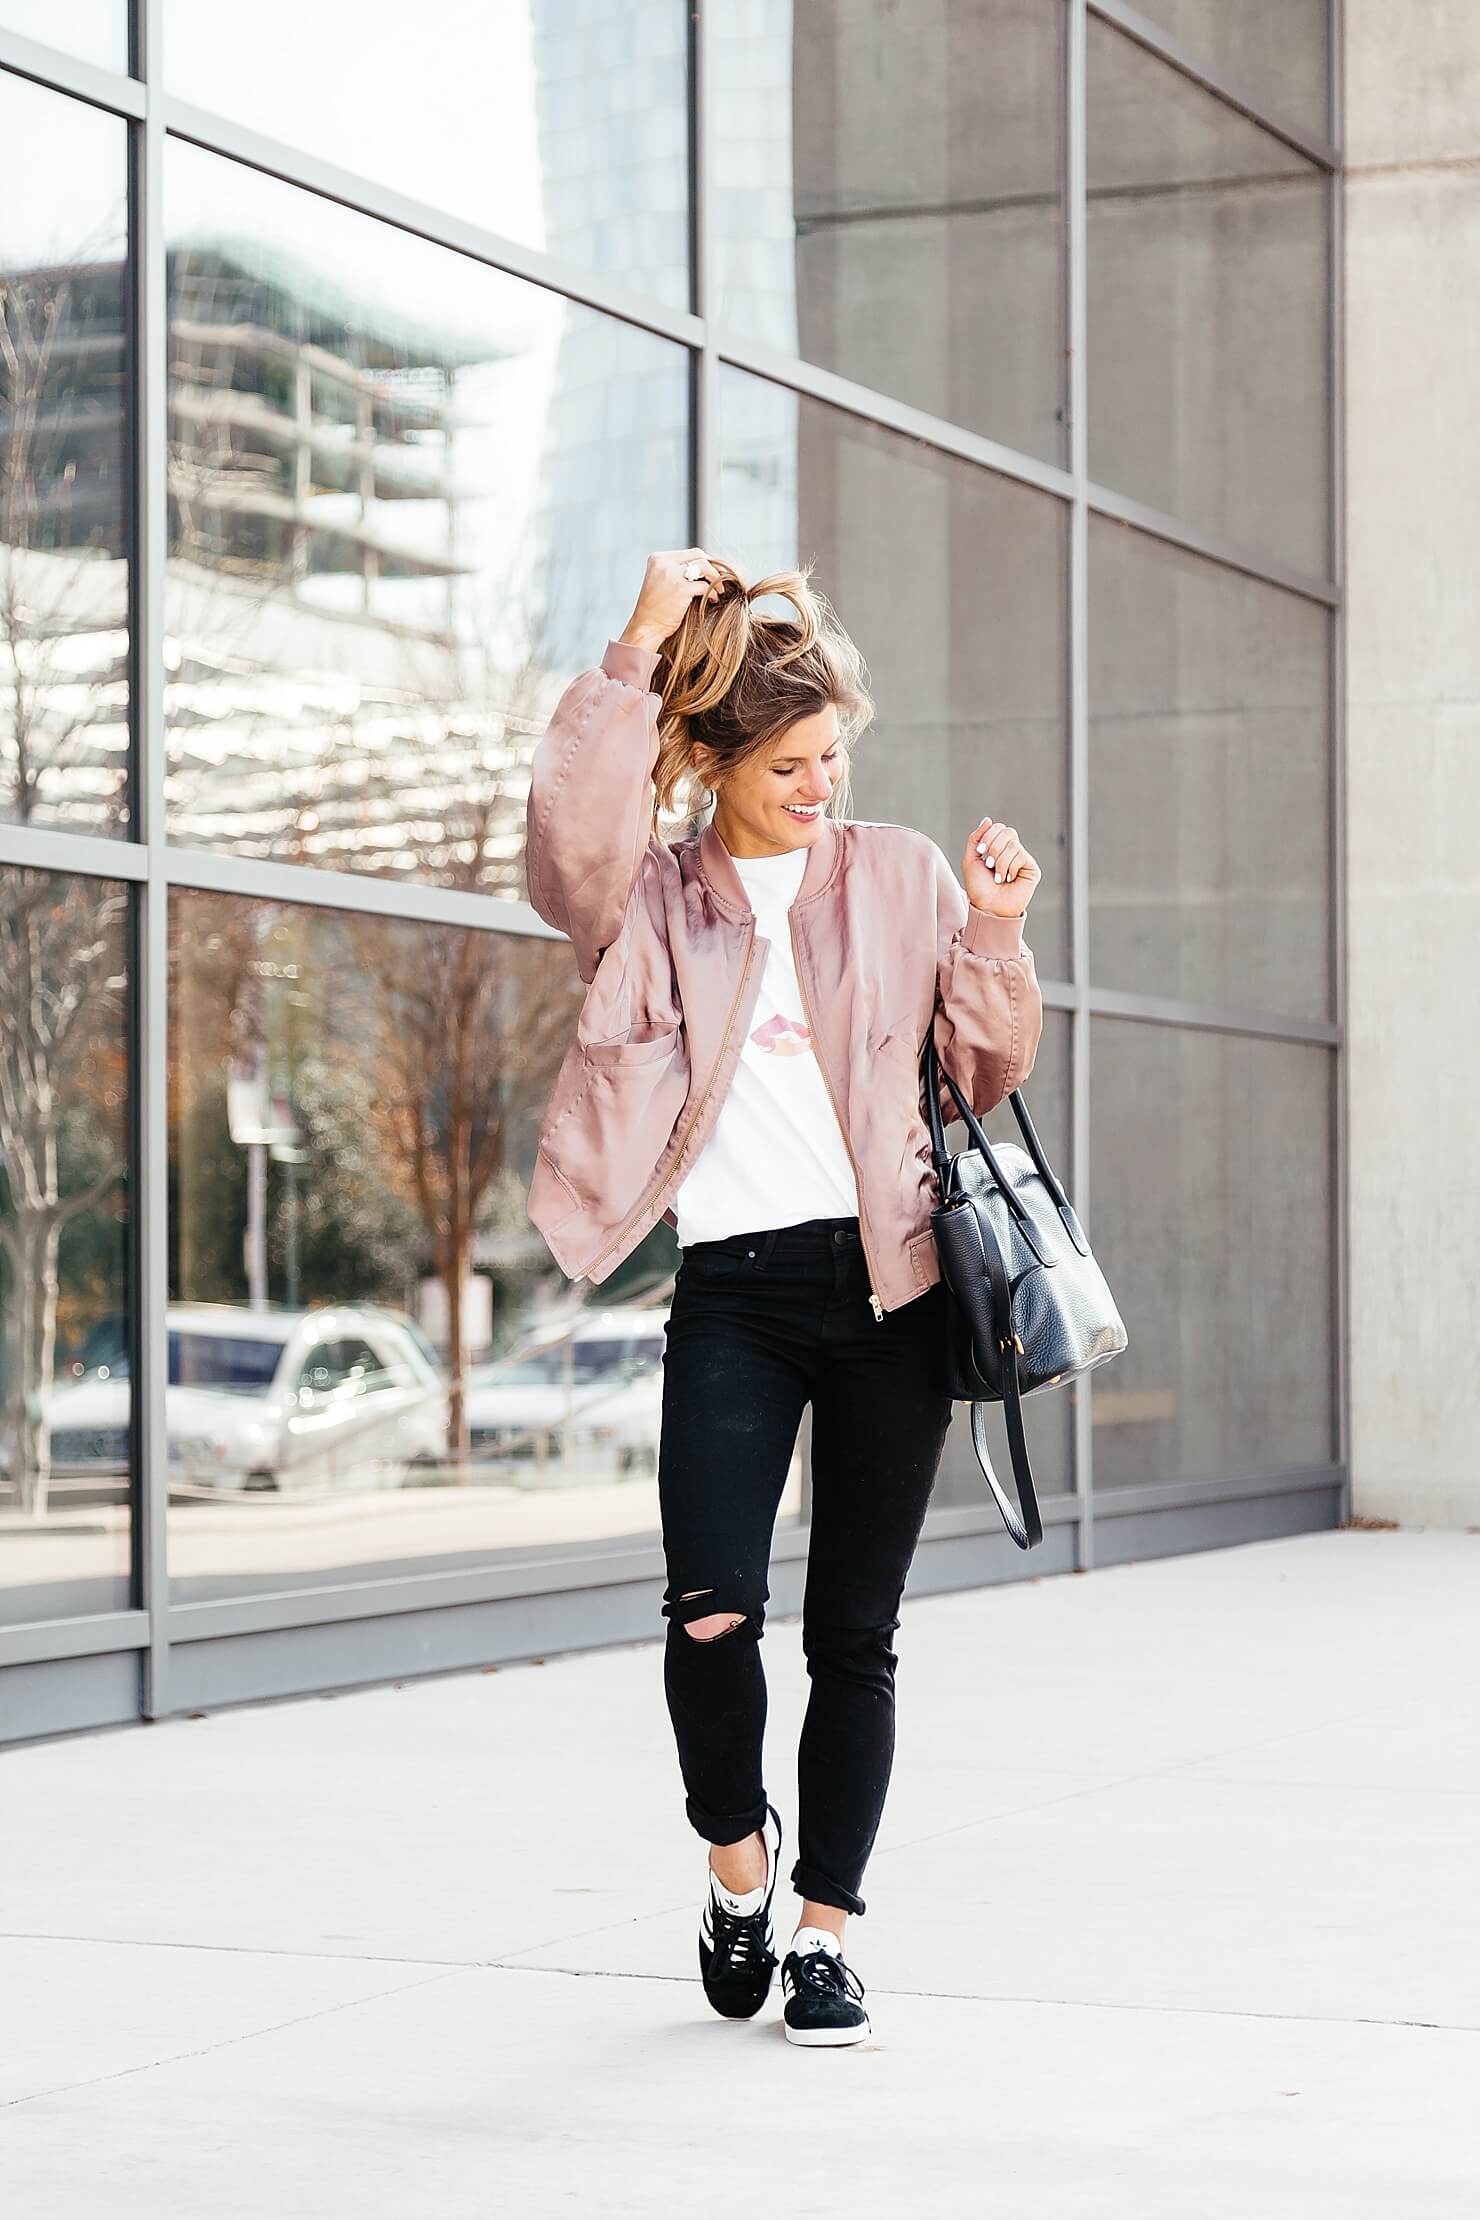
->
<box><xmin>949</xmin><ymin>1157</ymin><xmax>1045</xmax><ymax>1551</ymax></box>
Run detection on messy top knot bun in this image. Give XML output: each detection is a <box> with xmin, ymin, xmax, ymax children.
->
<box><xmin>649</xmin><ymin>558</ymin><xmax>874</xmax><ymax>827</ymax></box>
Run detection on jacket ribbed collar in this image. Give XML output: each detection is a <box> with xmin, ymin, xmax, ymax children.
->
<box><xmin>695</xmin><ymin>811</ymin><xmax>842</xmax><ymax>918</ymax></box>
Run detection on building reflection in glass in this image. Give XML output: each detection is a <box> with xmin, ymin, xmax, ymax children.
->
<box><xmin>162</xmin><ymin>137</ymin><xmax>689</xmax><ymax>894</ymax></box>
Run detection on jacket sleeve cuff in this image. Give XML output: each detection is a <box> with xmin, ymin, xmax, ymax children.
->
<box><xmin>962</xmin><ymin>904</ymin><xmax>1026</xmax><ymax>958</ymax></box>
<box><xmin>601</xmin><ymin>637</ymin><xmax>661</xmax><ymax>693</ymax></box>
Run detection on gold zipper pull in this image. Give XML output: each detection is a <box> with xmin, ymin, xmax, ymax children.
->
<box><xmin>869</xmin><ymin>1292</ymin><xmax>883</xmax><ymax>1322</ymax></box>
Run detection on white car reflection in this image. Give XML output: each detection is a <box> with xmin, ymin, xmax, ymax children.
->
<box><xmin>466</xmin><ymin>1307</ymin><xmax>669</xmax><ymax>1481</ymax></box>
<box><xmin>33</xmin><ymin>1302</ymin><xmax>448</xmax><ymax>1498</ymax></box>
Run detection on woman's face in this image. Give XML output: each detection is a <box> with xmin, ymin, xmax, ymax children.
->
<box><xmin>705</xmin><ymin>704</ymin><xmax>844</xmax><ymax>857</ymax></box>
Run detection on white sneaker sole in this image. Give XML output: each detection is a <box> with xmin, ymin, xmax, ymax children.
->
<box><xmin>783</xmin><ymin>2016</ymin><xmax>872</xmax><ymax>2046</ymax></box>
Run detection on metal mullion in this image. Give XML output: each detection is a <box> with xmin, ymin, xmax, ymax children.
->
<box><xmin>0</xmin><ymin>827</ymin><xmax>147</xmax><ymax>880</ymax></box>
<box><xmin>1086</xmin><ymin>1463</ymin><xmax>1346</xmax><ymax>1517</ymax></box>
<box><xmin>922</xmin><ymin>1459</ymin><xmax>1340</xmax><ymax>1539</ymax></box>
<box><xmin>1088</xmin><ymin>988</ymin><xmax>1340</xmax><ymax>1047</ymax></box>
<box><xmin>715</xmin><ymin>330</ymin><xmax>1075</xmax><ymax>506</ymax></box>
<box><xmin>692</xmin><ymin>0</ymin><xmax>716</xmax><ymax>545</ymax></box>
<box><xmin>160</xmin><ymin>847</ymin><xmax>564</xmax><ymax>942</ymax></box>
<box><xmin>1085</xmin><ymin>0</ymin><xmax>1340</xmax><ymax>170</ymax></box>
<box><xmin>1328</xmin><ymin>0</ymin><xmax>1350</xmax><ymax>1520</ymax></box>
<box><xmin>0</xmin><ymin>27</ymin><xmax>145</xmax><ymax>116</ymax></box>
<box><xmin>0</xmin><ymin>1611</ymin><xmax>149</xmax><ymax>1669</ymax></box>
<box><xmin>1086</xmin><ymin>486</ymin><xmax>1341</xmax><ymax>609</ymax></box>
<box><xmin>1034</xmin><ymin>976</ymin><xmax>1076</xmax><ymax>1013</ymax></box>
<box><xmin>1067</xmin><ymin>0</ymin><xmax>1095</xmax><ymax>1571</ymax></box>
<box><xmin>694</xmin><ymin>340</ymin><xmax>715</xmax><ymax>549</ymax></box>
<box><xmin>133</xmin><ymin>0</ymin><xmax>170</xmax><ymax>1721</ymax></box>
<box><xmin>158</xmin><ymin>95</ymin><xmax>705</xmax><ymax>356</ymax></box>
<box><xmin>168</xmin><ymin>1547</ymin><xmax>667</xmax><ymax>1643</ymax></box>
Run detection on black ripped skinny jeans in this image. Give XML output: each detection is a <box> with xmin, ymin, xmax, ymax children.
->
<box><xmin>658</xmin><ymin>1214</ymin><xmax>955</xmax><ymax>1918</ymax></box>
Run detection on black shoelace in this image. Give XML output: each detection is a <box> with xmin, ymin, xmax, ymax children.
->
<box><xmin>787</xmin><ymin>1946</ymin><xmax>865</xmax><ymax>2007</ymax></box>
<box><xmin>710</xmin><ymin>1893</ymin><xmax>775</xmax><ymax>1975</ymax></box>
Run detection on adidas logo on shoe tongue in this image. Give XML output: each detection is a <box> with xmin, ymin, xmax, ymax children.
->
<box><xmin>790</xmin><ymin>1924</ymin><xmax>843</xmax><ymax>1957</ymax></box>
<box><xmin>713</xmin><ymin>1877</ymin><xmax>766</xmax><ymax>1917</ymax></box>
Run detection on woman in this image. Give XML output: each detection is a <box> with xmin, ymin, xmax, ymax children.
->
<box><xmin>524</xmin><ymin>549</ymin><xmax>1043</xmax><ymax>2047</ymax></box>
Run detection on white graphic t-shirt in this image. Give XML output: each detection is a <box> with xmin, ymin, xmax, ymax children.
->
<box><xmin>671</xmin><ymin>843</ymin><xmax>860</xmax><ymax>1246</ymax></box>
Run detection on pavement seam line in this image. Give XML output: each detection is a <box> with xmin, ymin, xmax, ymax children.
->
<box><xmin>453</xmin><ymin>1961</ymin><xmax>1480</xmax><ymax>2036</ymax></box>
<box><xmin>0</xmin><ymin>1966</ymin><xmax>462</xmax><ymax>2115</ymax></box>
<box><xmin>0</xmin><ymin>1930</ymin><xmax>472</xmax><ymax>1970</ymax></box>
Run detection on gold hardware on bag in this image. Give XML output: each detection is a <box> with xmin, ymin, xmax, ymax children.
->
<box><xmin>999</xmin><ymin>1332</ymin><xmax>1024</xmax><ymax>1354</ymax></box>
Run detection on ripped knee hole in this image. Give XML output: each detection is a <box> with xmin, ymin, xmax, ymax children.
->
<box><xmin>678</xmin><ymin>1591</ymin><xmax>748</xmax><ymax>1641</ymax></box>
<box><xmin>684</xmin><ymin>1613</ymin><xmax>747</xmax><ymax>1641</ymax></box>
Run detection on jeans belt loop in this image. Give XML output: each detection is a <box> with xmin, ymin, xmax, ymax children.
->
<box><xmin>758</xmin><ymin>1227</ymin><xmax>781</xmax><ymax>1268</ymax></box>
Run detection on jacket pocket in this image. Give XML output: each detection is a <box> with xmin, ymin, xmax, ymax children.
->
<box><xmin>580</xmin><ymin>1022</ymin><xmax>682</xmax><ymax>1068</ymax></box>
<box><xmin>907</xmin><ymin>1224</ymin><xmax>939</xmax><ymax>1293</ymax></box>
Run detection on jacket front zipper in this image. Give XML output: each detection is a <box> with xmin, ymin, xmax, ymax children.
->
<box><xmin>577</xmin><ymin>924</ymin><xmax>759</xmax><ymax>1281</ymax></box>
<box><xmin>789</xmin><ymin>913</ymin><xmax>885</xmax><ymax>1322</ymax></box>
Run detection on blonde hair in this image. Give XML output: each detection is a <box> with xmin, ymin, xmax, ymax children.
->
<box><xmin>649</xmin><ymin>559</ymin><xmax>874</xmax><ymax>829</ymax></box>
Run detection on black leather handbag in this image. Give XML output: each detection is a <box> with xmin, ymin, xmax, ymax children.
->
<box><xmin>920</xmin><ymin>1032</ymin><xmax>1128</xmax><ymax>1549</ymax></box>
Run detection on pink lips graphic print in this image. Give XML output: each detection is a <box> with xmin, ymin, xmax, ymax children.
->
<box><xmin>751</xmin><ymin>1013</ymin><xmax>812</xmax><ymax>1057</ymax></box>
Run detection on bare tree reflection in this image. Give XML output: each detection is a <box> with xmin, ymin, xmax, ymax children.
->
<box><xmin>346</xmin><ymin>914</ymin><xmax>580</xmax><ymax>1466</ymax></box>
<box><xmin>0</xmin><ymin>869</ymin><xmax>128</xmax><ymax>1517</ymax></box>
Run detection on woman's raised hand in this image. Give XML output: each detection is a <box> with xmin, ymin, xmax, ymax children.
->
<box><xmin>963</xmin><ymin>816</ymin><xmax>1041</xmax><ymax>920</ymax></box>
<box><xmin>620</xmin><ymin>549</ymin><xmax>725</xmax><ymax>652</ymax></box>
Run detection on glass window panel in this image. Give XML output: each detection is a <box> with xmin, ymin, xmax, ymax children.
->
<box><xmin>1089</xmin><ymin>1020</ymin><xmax>1335</xmax><ymax>1488</ymax></box>
<box><xmin>0</xmin><ymin>4</ymin><xmax>128</xmax><ymax>73</ymax></box>
<box><xmin>162</xmin><ymin>140</ymin><xmax>689</xmax><ymax>892</ymax></box>
<box><xmin>1089</xmin><ymin>520</ymin><xmax>1332</xmax><ymax>1021</ymax></box>
<box><xmin>168</xmin><ymin>889</ymin><xmax>726</xmax><ymax>1606</ymax></box>
<box><xmin>1087</xmin><ymin>18</ymin><xmax>1331</xmax><ymax>577</ymax></box>
<box><xmin>0</xmin><ymin>868</ymin><xmax>131</xmax><ymax>1625</ymax></box>
<box><xmin>1125</xmin><ymin>2</ymin><xmax>1330</xmax><ymax>140</ymax></box>
<box><xmin>711</xmin><ymin>0</ymin><xmax>1067</xmax><ymax>464</ymax></box>
<box><xmin>930</xmin><ymin>1011</ymin><xmax>1075</xmax><ymax>1510</ymax></box>
<box><xmin>717</xmin><ymin>367</ymin><xmax>1070</xmax><ymax>980</ymax></box>
<box><xmin>163</xmin><ymin>0</ymin><xmax>690</xmax><ymax>312</ymax></box>
<box><xmin>1</xmin><ymin>73</ymin><xmax>130</xmax><ymax>837</ymax></box>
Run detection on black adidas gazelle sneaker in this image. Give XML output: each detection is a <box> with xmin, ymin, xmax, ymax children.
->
<box><xmin>698</xmin><ymin>1801</ymin><xmax>782</xmax><ymax>2020</ymax></box>
<box><xmin>780</xmin><ymin>1926</ymin><xmax>871</xmax><ymax>2046</ymax></box>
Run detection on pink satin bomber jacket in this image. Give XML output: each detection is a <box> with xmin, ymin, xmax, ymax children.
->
<box><xmin>522</xmin><ymin>635</ymin><xmax>1044</xmax><ymax>1316</ymax></box>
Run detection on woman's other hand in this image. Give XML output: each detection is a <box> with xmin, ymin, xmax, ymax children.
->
<box><xmin>619</xmin><ymin>549</ymin><xmax>724</xmax><ymax>653</ymax></box>
<box><xmin>962</xmin><ymin>816</ymin><xmax>1041</xmax><ymax>919</ymax></box>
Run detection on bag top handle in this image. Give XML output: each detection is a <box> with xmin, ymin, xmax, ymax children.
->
<box><xmin>920</xmin><ymin>1031</ymin><xmax>1090</xmax><ymax>1261</ymax></box>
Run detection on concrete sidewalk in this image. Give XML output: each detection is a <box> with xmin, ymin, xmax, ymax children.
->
<box><xmin>2</xmin><ymin>1528</ymin><xmax>1477</xmax><ymax>2216</ymax></box>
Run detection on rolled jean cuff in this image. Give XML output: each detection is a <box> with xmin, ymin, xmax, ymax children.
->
<box><xmin>685</xmin><ymin>1791</ymin><xmax>769</xmax><ymax>1848</ymax></box>
<box><xmin>790</xmin><ymin>1859</ymin><xmax>866</xmax><ymax>1918</ymax></box>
